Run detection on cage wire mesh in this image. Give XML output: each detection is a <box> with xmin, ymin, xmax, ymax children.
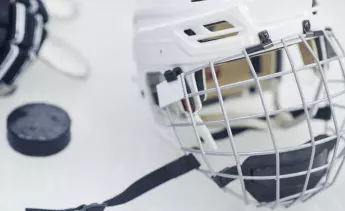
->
<box><xmin>160</xmin><ymin>30</ymin><xmax>345</xmax><ymax>208</ymax></box>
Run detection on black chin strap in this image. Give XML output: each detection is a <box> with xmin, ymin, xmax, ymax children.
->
<box><xmin>24</xmin><ymin>107</ymin><xmax>334</xmax><ymax>211</ymax></box>
<box><xmin>26</xmin><ymin>154</ymin><xmax>200</xmax><ymax>211</ymax></box>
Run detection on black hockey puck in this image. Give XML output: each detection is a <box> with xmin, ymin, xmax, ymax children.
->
<box><xmin>7</xmin><ymin>103</ymin><xmax>71</xmax><ymax>156</ymax></box>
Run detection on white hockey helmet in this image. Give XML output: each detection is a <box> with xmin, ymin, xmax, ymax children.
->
<box><xmin>134</xmin><ymin>0</ymin><xmax>345</xmax><ymax>208</ymax></box>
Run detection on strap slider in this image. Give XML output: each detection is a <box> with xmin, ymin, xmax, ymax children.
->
<box><xmin>77</xmin><ymin>203</ymin><xmax>107</xmax><ymax>211</ymax></box>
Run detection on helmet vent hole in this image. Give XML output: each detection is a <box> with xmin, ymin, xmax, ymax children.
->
<box><xmin>198</xmin><ymin>33</ymin><xmax>239</xmax><ymax>43</ymax></box>
<box><xmin>204</xmin><ymin>21</ymin><xmax>233</xmax><ymax>32</ymax></box>
<box><xmin>198</xmin><ymin>21</ymin><xmax>239</xmax><ymax>43</ymax></box>
<box><xmin>184</xmin><ymin>29</ymin><xmax>196</xmax><ymax>36</ymax></box>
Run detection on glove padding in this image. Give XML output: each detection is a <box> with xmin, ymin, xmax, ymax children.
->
<box><xmin>0</xmin><ymin>0</ymin><xmax>48</xmax><ymax>94</ymax></box>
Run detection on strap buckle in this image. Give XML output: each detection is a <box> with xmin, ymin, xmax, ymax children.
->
<box><xmin>77</xmin><ymin>203</ymin><xmax>107</xmax><ymax>211</ymax></box>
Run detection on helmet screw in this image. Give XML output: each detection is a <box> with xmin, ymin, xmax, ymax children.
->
<box><xmin>259</xmin><ymin>30</ymin><xmax>270</xmax><ymax>43</ymax></box>
<box><xmin>258</xmin><ymin>30</ymin><xmax>273</xmax><ymax>49</ymax></box>
<box><xmin>164</xmin><ymin>67</ymin><xmax>183</xmax><ymax>82</ymax></box>
<box><xmin>303</xmin><ymin>20</ymin><xmax>311</xmax><ymax>33</ymax></box>
<box><xmin>302</xmin><ymin>20</ymin><xmax>315</xmax><ymax>37</ymax></box>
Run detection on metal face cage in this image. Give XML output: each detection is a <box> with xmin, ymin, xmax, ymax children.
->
<box><xmin>154</xmin><ymin>29</ymin><xmax>345</xmax><ymax>208</ymax></box>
